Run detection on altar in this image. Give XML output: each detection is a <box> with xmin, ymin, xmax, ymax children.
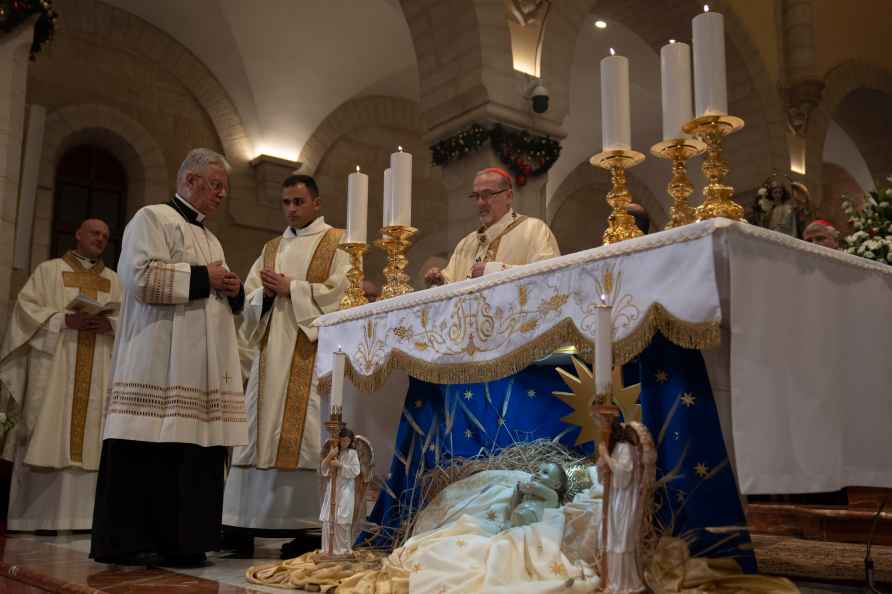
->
<box><xmin>314</xmin><ymin>218</ymin><xmax>892</xmax><ymax>499</ymax></box>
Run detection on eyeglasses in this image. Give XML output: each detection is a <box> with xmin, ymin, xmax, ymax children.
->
<box><xmin>468</xmin><ymin>188</ymin><xmax>508</xmax><ymax>202</ymax></box>
<box><xmin>194</xmin><ymin>174</ymin><xmax>228</xmax><ymax>193</ymax></box>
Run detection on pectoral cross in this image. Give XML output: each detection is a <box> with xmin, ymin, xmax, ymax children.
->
<box><xmin>62</xmin><ymin>271</ymin><xmax>111</xmax><ymax>299</ymax></box>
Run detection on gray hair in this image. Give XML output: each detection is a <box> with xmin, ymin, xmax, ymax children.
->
<box><xmin>176</xmin><ymin>148</ymin><xmax>232</xmax><ymax>189</ymax></box>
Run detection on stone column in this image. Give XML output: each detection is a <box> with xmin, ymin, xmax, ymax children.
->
<box><xmin>13</xmin><ymin>104</ymin><xmax>46</xmax><ymax>272</ymax></box>
<box><xmin>781</xmin><ymin>0</ymin><xmax>824</xmax><ymax>202</ymax></box>
<box><xmin>781</xmin><ymin>0</ymin><xmax>824</xmax><ymax>138</ymax></box>
<box><xmin>0</xmin><ymin>26</ymin><xmax>34</xmax><ymax>335</ymax></box>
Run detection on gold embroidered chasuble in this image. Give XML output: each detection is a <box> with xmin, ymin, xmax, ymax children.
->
<box><xmin>0</xmin><ymin>253</ymin><xmax>120</xmax><ymax>470</ymax></box>
<box><xmin>233</xmin><ymin>217</ymin><xmax>349</xmax><ymax>470</ymax></box>
<box><xmin>440</xmin><ymin>210</ymin><xmax>561</xmax><ymax>283</ymax></box>
<box><xmin>103</xmin><ymin>203</ymin><xmax>248</xmax><ymax>447</ymax></box>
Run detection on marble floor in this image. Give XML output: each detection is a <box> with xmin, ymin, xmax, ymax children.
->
<box><xmin>0</xmin><ymin>532</ymin><xmax>303</xmax><ymax>593</ymax></box>
<box><xmin>0</xmin><ymin>532</ymin><xmax>875</xmax><ymax>593</ymax></box>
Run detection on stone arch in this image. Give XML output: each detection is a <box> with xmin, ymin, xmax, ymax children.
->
<box><xmin>58</xmin><ymin>0</ymin><xmax>251</xmax><ymax>164</ymax></box>
<box><xmin>299</xmin><ymin>96</ymin><xmax>424</xmax><ymax>175</ymax></box>
<box><xmin>548</xmin><ymin>159</ymin><xmax>663</xmax><ymax>254</ymax></box>
<box><xmin>29</xmin><ymin>104</ymin><xmax>169</xmax><ymax>267</ymax></box>
<box><xmin>55</xmin><ymin>0</ymin><xmax>262</xmax><ymax>227</ymax></box>
<box><xmin>806</xmin><ymin>60</ymin><xmax>892</xmax><ymax>205</ymax></box>
<box><xmin>540</xmin><ymin>0</ymin><xmax>788</xmax><ymax>180</ymax></box>
<box><xmin>303</xmin><ymin>95</ymin><xmax>447</xmax><ymax>287</ymax></box>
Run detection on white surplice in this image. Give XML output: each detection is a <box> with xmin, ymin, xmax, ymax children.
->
<box><xmin>223</xmin><ymin>218</ymin><xmax>349</xmax><ymax>529</ymax></box>
<box><xmin>0</xmin><ymin>254</ymin><xmax>120</xmax><ymax>530</ymax></box>
<box><xmin>440</xmin><ymin>210</ymin><xmax>560</xmax><ymax>283</ymax></box>
<box><xmin>102</xmin><ymin>203</ymin><xmax>247</xmax><ymax>446</ymax></box>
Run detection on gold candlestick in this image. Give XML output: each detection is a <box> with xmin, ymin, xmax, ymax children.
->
<box><xmin>651</xmin><ymin>138</ymin><xmax>707</xmax><ymax>229</ymax></box>
<box><xmin>682</xmin><ymin>114</ymin><xmax>746</xmax><ymax>221</ymax></box>
<box><xmin>338</xmin><ymin>242</ymin><xmax>369</xmax><ymax>310</ymax></box>
<box><xmin>374</xmin><ymin>225</ymin><xmax>418</xmax><ymax>299</ymax></box>
<box><xmin>590</xmin><ymin>149</ymin><xmax>646</xmax><ymax>245</ymax></box>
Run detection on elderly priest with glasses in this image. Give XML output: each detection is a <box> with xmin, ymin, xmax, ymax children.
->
<box><xmin>424</xmin><ymin>167</ymin><xmax>560</xmax><ymax>286</ymax></box>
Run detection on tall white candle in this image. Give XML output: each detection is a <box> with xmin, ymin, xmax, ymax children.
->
<box><xmin>346</xmin><ymin>166</ymin><xmax>368</xmax><ymax>243</ymax></box>
<box><xmin>693</xmin><ymin>8</ymin><xmax>728</xmax><ymax>116</ymax></box>
<box><xmin>390</xmin><ymin>147</ymin><xmax>413</xmax><ymax>227</ymax></box>
<box><xmin>331</xmin><ymin>350</ymin><xmax>346</xmax><ymax>412</ymax></box>
<box><xmin>383</xmin><ymin>168</ymin><xmax>393</xmax><ymax>227</ymax></box>
<box><xmin>660</xmin><ymin>41</ymin><xmax>694</xmax><ymax>140</ymax></box>
<box><xmin>595</xmin><ymin>302</ymin><xmax>613</xmax><ymax>396</ymax></box>
<box><xmin>600</xmin><ymin>50</ymin><xmax>631</xmax><ymax>152</ymax></box>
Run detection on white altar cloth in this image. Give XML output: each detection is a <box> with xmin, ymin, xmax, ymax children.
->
<box><xmin>314</xmin><ymin>219</ymin><xmax>892</xmax><ymax>495</ymax></box>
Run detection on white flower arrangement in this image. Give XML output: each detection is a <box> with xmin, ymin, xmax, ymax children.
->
<box><xmin>844</xmin><ymin>183</ymin><xmax>892</xmax><ymax>266</ymax></box>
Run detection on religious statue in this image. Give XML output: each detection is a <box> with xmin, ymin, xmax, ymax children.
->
<box><xmin>318</xmin><ymin>425</ymin><xmax>374</xmax><ymax>558</ymax></box>
<box><xmin>752</xmin><ymin>177</ymin><xmax>809</xmax><ymax>238</ymax></box>
<box><xmin>597</xmin><ymin>415</ymin><xmax>656</xmax><ymax>594</ymax></box>
<box><xmin>508</xmin><ymin>462</ymin><xmax>567</xmax><ymax>527</ymax></box>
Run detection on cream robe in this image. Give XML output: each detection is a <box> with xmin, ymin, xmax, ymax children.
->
<box><xmin>223</xmin><ymin>218</ymin><xmax>349</xmax><ymax>529</ymax></box>
<box><xmin>0</xmin><ymin>255</ymin><xmax>120</xmax><ymax>530</ymax></box>
<box><xmin>102</xmin><ymin>203</ymin><xmax>248</xmax><ymax>447</ymax></box>
<box><xmin>440</xmin><ymin>210</ymin><xmax>560</xmax><ymax>283</ymax></box>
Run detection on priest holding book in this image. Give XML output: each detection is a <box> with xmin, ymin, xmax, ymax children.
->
<box><xmin>0</xmin><ymin>218</ymin><xmax>121</xmax><ymax>531</ymax></box>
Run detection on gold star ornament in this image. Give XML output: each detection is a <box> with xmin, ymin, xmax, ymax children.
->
<box><xmin>552</xmin><ymin>356</ymin><xmax>642</xmax><ymax>446</ymax></box>
<box><xmin>695</xmin><ymin>462</ymin><xmax>709</xmax><ymax>478</ymax></box>
<box><xmin>680</xmin><ymin>392</ymin><xmax>696</xmax><ymax>407</ymax></box>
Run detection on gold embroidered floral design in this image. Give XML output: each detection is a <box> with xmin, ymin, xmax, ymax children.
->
<box><xmin>355</xmin><ymin>319</ymin><xmax>387</xmax><ymax>374</ymax></box>
<box><xmin>392</xmin><ymin>325</ymin><xmax>412</xmax><ymax>341</ymax></box>
<box><xmin>398</xmin><ymin>286</ymin><xmax>570</xmax><ymax>358</ymax></box>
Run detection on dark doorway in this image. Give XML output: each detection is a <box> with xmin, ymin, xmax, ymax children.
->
<box><xmin>51</xmin><ymin>144</ymin><xmax>127</xmax><ymax>270</ymax></box>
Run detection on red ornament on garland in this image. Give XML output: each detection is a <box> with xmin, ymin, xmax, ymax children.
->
<box><xmin>516</xmin><ymin>174</ymin><xmax>527</xmax><ymax>187</ymax></box>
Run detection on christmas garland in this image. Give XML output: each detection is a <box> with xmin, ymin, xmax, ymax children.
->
<box><xmin>490</xmin><ymin>124</ymin><xmax>561</xmax><ymax>187</ymax></box>
<box><xmin>430</xmin><ymin>123</ymin><xmax>562</xmax><ymax>187</ymax></box>
<box><xmin>0</xmin><ymin>0</ymin><xmax>58</xmax><ymax>60</ymax></box>
<box><xmin>431</xmin><ymin>123</ymin><xmax>489</xmax><ymax>168</ymax></box>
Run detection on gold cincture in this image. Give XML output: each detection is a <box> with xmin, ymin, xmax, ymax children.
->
<box><xmin>650</xmin><ymin>138</ymin><xmax>707</xmax><ymax>229</ymax></box>
<box><xmin>682</xmin><ymin>114</ymin><xmax>746</xmax><ymax>221</ymax></box>
<box><xmin>338</xmin><ymin>242</ymin><xmax>369</xmax><ymax>310</ymax></box>
<box><xmin>590</xmin><ymin>149</ymin><xmax>646</xmax><ymax>244</ymax></box>
<box><xmin>375</xmin><ymin>225</ymin><xmax>418</xmax><ymax>299</ymax></box>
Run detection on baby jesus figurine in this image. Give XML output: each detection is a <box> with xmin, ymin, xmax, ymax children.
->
<box><xmin>508</xmin><ymin>462</ymin><xmax>567</xmax><ymax>527</ymax></box>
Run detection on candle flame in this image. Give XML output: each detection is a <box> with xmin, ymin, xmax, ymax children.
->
<box><xmin>609</xmin><ymin>47</ymin><xmax>615</xmax><ymax>56</ymax></box>
<box><xmin>337</xmin><ymin>345</ymin><xmax>343</xmax><ymax>352</ymax></box>
<box><xmin>355</xmin><ymin>165</ymin><xmax>360</xmax><ymax>172</ymax></box>
<box><xmin>703</xmin><ymin>4</ymin><xmax>709</xmax><ymax>12</ymax></box>
<box><xmin>398</xmin><ymin>145</ymin><xmax>403</xmax><ymax>152</ymax></box>
<box><xmin>600</xmin><ymin>293</ymin><xmax>607</xmax><ymax>304</ymax></box>
<box><xmin>669</xmin><ymin>39</ymin><xmax>676</xmax><ymax>44</ymax></box>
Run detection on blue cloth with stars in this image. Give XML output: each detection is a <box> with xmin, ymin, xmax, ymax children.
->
<box><xmin>361</xmin><ymin>332</ymin><xmax>755</xmax><ymax>573</ymax></box>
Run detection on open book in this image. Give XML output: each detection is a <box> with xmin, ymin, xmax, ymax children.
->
<box><xmin>66</xmin><ymin>294</ymin><xmax>119</xmax><ymax>317</ymax></box>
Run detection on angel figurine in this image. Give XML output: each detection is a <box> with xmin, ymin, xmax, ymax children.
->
<box><xmin>319</xmin><ymin>426</ymin><xmax>374</xmax><ymax>558</ymax></box>
<box><xmin>597</xmin><ymin>416</ymin><xmax>656</xmax><ymax>594</ymax></box>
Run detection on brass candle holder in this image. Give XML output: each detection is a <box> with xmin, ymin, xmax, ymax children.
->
<box><xmin>337</xmin><ymin>242</ymin><xmax>369</xmax><ymax>310</ymax></box>
<box><xmin>651</xmin><ymin>138</ymin><xmax>707</xmax><ymax>229</ymax></box>
<box><xmin>682</xmin><ymin>114</ymin><xmax>746</xmax><ymax>221</ymax></box>
<box><xmin>590</xmin><ymin>149</ymin><xmax>646</xmax><ymax>245</ymax></box>
<box><xmin>374</xmin><ymin>225</ymin><xmax>418</xmax><ymax>299</ymax></box>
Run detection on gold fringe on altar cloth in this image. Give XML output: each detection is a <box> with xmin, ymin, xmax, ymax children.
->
<box><xmin>246</xmin><ymin>537</ymin><xmax>798</xmax><ymax>594</ymax></box>
<box><xmin>317</xmin><ymin>302</ymin><xmax>721</xmax><ymax>394</ymax></box>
